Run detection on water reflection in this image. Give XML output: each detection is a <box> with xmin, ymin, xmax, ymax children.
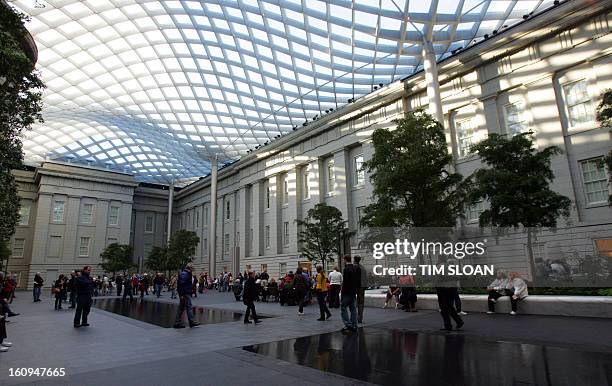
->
<box><xmin>93</xmin><ymin>298</ymin><xmax>260</xmax><ymax>328</ymax></box>
<box><xmin>244</xmin><ymin>328</ymin><xmax>612</xmax><ymax>385</ymax></box>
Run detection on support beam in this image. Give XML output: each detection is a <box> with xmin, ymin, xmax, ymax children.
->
<box><xmin>166</xmin><ymin>181</ymin><xmax>174</xmax><ymax>244</ymax></box>
<box><xmin>422</xmin><ymin>40</ymin><xmax>444</xmax><ymax>124</ymax></box>
<box><xmin>208</xmin><ymin>156</ymin><xmax>218</xmax><ymax>276</ymax></box>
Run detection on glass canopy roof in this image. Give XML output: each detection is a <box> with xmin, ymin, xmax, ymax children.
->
<box><xmin>14</xmin><ymin>0</ymin><xmax>556</xmax><ymax>184</ymax></box>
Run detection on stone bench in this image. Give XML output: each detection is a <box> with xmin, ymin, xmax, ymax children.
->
<box><xmin>365</xmin><ymin>291</ymin><xmax>612</xmax><ymax>318</ymax></box>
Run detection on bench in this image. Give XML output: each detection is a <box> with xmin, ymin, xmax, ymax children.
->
<box><xmin>364</xmin><ymin>292</ymin><xmax>612</xmax><ymax>318</ymax></box>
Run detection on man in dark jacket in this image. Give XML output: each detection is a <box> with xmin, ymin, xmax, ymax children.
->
<box><xmin>341</xmin><ymin>255</ymin><xmax>359</xmax><ymax>333</ymax></box>
<box><xmin>74</xmin><ymin>266</ymin><xmax>95</xmax><ymax>328</ymax></box>
<box><xmin>115</xmin><ymin>275</ymin><xmax>123</xmax><ymax>297</ymax></box>
<box><xmin>354</xmin><ymin>255</ymin><xmax>367</xmax><ymax>323</ymax></box>
<box><xmin>435</xmin><ymin>261</ymin><xmax>464</xmax><ymax>331</ymax></box>
<box><xmin>153</xmin><ymin>273</ymin><xmax>164</xmax><ymax>298</ymax></box>
<box><xmin>173</xmin><ymin>263</ymin><xmax>200</xmax><ymax>329</ymax></box>
<box><xmin>242</xmin><ymin>271</ymin><xmax>261</xmax><ymax>324</ymax></box>
<box><xmin>33</xmin><ymin>273</ymin><xmax>44</xmax><ymax>302</ymax></box>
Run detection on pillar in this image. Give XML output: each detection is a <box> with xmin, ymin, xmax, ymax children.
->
<box><xmin>422</xmin><ymin>40</ymin><xmax>444</xmax><ymax>124</ymax></box>
<box><xmin>208</xmin><ymin>156</ymin><xmax>218</xmax><ymax>276</ymax></box>
<box><xmin>167</xmin><ymin>181</ymin><xmax>174</xmax><ymax>245</ymax></box>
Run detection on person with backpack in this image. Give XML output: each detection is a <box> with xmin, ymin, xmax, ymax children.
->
<box><xmin>173</xmin><ymin>263</ymin><xmax>200</xmax><ymax>329</ymax></box>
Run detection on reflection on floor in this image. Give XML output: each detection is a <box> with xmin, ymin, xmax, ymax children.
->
<box><xmin>243</xmin><ymin>327</ymin><xmax>612</xmax><ymax>386</ymax></box>
<box><xmin>93</xmin><ymin>298</ymin><xmax>265</xmax><ymax>327</ymax></box>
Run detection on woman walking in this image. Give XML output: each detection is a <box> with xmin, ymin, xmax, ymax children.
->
<box><xmin>292</xmin><ymin>267</ymin><xmax>308</xmax><ymax>315</ymax></box>
<box><xmin>315</xmin><ymin>266</ymin><xmax>332</xmax><ymax>321</ymax></box>
<box><xmin>53</xmin><ymin>274</ymin><xmax>67</xmax><ymax>310</ymax></box>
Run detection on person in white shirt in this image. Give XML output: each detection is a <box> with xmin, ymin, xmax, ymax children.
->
<box><xmin>486</xmin><ymin>271</ymin><xmax>512</xmax><ymax>314</ymax></box>
<box><xmin>509</xmin><ymin>272</ymin><xmax>528</xmax><ymax>315</ymax></box>
<box><xmin>328</xmin><ymin>266</ymin><xmax>342</xmax><ymax>308</ymax></box>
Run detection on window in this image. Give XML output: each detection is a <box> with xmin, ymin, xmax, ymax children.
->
<box><xmin>48</xmin><ymin>236</ymin><xmax>62</xmax><ymax>257</ymax></box>
<box><xmin>203</xmin><ymin>238</ymin><xmax>208</xmax><ymax>255</ymax></box>
<box><xmin>356</xmin><ymin>206</ymin><xmax>366</xmax><ymax>232</ymax></box>
<box><xmin>581</xmin><ymin>158</ymin><xmax>608</xmax><ymax>204</ymax></box>
<box><xmin>326</xmin><ymin>159</ymin><xmax>335</xmax><ymax>194</ymax></box>
<box><xmin>224</xmin><ymin>234</ymin><xmax>230</xmax><ymax>255</ymax></box>
<box><xmin>145</xmin><ymin>215</ymin><xmax>154</xmax><ymax>233</ymax></box>
<box><xmin>79</xmin><ymin>237</ymin><xmax>90</xmax><ymax>257</ymax></box>
<box><xmin>12</xmin><ymin>238</ymin><xmax>24</xmax><ymax>257</ymax></box>
<box><xmin>265</xmin><ymin>225</ymin><xmax>270</xmax><ymax>248</ymax></box>
<box><xmin>455</xmin><ymin>118</ymin><xmax>474</xmax><ymax>158</ymax></box>
<box><xmin>283</xmin><ymin>174</ymin><xmax>289</xmax><ymax>204</ymax></box>
<box><xmin>504</xmin><ymin>101</ymin><xmax>528</xmax><ymax>136</ymax></box>
<box><xmin>204</xmin><ymin>206</ymin><xmax>209</xmax><ymax>225</ymax></box>
<box><xmin>466</xmin><ymin>201</ymin><xmax>485</xmax><ymax>222</ymax></box>
<box><xmin>81</xmin><ymin>204</ymin><xmax>94</xmax><ymax>224</ymax></box>
<box><xmin>18</xmin><ymin>203</ymin><xmax>30</xmax><ymax>226</ymax></box>
<box><xmin>303</xmin><ymin>168</ymin><xmax>310</xmax><ymax>199</ymax></box>
<box><xmin>52</xmin><ymin>201</ymin><xmax>65</xmax><ymax>222</ymax></box>
<box><xmin>143</xmin><ymin>242</ymin><xmax>153</xmax><ymax>258</ymax></box>
<box><xmin>283</xmin><ymin>221</ymin><xmax>289</xmax><ymax>246</ymax></box>
<box><xmin>563</xmin><ymin>80</ymin><xmax>594</xmax><ymax>127</ymax></box>
<box><xmin>266</xmin><ymin>184</ymin><xmax>271</xmax><ymax>209</ymax></box>
<box><xmin>279</xmin><ymin>262</ymin><xmax>287</xmax><ymax>276</ymax></box>
<box><xmin>249</xmin><ymin>228</ymin><xmax>254</xmax><ymax>252</ymax></box>
<box><xmin>226</xmin><ymin>201</ymin><xmax>231</xmax><ymax>219</ymax></box>
<box><xmin>354</xmin><ymin>154</ymin><xmax>365</xmax><ymax>186</ymax></box>
<box><xmin>109</xmin><ymin>206</ymin><xmax>120</xmax><ymax>225</ymax></box>
<box><xmin>261</xmin><ymin>264</ymin><xmax>267</xmax><ymax>273</ymax></box>
<box><xmin>195</xmin><ymin>210</ymin><xmax>200</xmax><ymax>227</ymax></box>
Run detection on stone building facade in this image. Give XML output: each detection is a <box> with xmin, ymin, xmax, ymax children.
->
<box><xmin>8</xmin><ymin>3</ymin><xmax>612</xmax><ymax>286</ymax></box>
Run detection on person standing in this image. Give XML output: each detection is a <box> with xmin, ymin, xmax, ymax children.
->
<box><xmin>435</xmin><ymin>262</ymin><xmax>463</xmax><ymax>331</ymax></box>
<box><xmin>293</xmin><ymin>267</ymin><xmax>308</xmax><ymax>315</ymax></box>
<box><xmin>0</xmin><ymin>299</ymin><xmax>12</xmax><ymax>352</ymax></box>
<box><xmin>67</xmin><ymin>272</ymin><xmax>77</xmax><ymax>309</ymax></box>
<box><xmin>32</xmin><ymin>272</ymin><xmax>43</xmax><ymax>302</ymax></box>
<box><xmin>153</xmin><ymin>273</ymin><xmax>164</xmax><ymax>298</ymax></box>
<box><xmin>173</xmin><ymin>263</ymin><xmax>200</xmax><ymax>329</ymax></box>
<box><xmin>353</xmin><ymin>256</ymin><xmax>367</xmax><ymax>323</ymax></box>
<box><xmin>168</xmin><ymin>273</ymin><xmax>178</xmax><ymax>299</ymax></box>
<box><xmin>122</xmin><ymin>275</ymin><xmax>134</xmax><ymax>301</ymax></box>
<box><xmin>328</xmin><ymin>266</ymin><xmax>342</xmax><ymax>308</ymax></box>
<box><xmin>53</xmin><ymin>274</ymin><xmax>66</xmax><ymax>310</ymax></box>
<box><xmin>74</xmin><ymin>266</ymin><xmax>95</xmax><ymax>328</ymax></box>
<box><xmin>315</xmin><ymin>266</ymin><xmax>332</xmax><ymax>321</ymax></box>
<box><xmin>115</xmin><ymin>275</ymin><xmax>123</xmax><ymax>297</ymax></box>
<box><xmin>242</xmin><ymin>271</ymin><xmax>261</xmax><ymax>324</ymax></box>
<box><xmin>340</xmin><ymin>255</ymin><xmax>359</xmax><ymax>333</ymax></box>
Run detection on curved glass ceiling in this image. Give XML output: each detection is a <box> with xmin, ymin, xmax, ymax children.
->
<box><xmin>14</xmin><ymin>0</ymin><xmax>555</xmax><ymax>184</ymax></box>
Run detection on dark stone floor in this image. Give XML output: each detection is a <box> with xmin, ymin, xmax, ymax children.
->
<box><xmin>4</xmin><ymin>291</ymin><xmax>612</xmax><ymax>386</ymax></box>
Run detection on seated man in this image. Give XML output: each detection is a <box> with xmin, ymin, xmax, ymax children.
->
<box><xmin>509</xmin><ymin>272</ymin><xmax>529</xmax><ymax>315</ymax></box>
<box><xmin>486</xmin><ymin>271</ymin><xmax>511</xmax><ymax>314</ymax></box>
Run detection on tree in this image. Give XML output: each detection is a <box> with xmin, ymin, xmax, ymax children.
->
<box><xmin>596</xmin><ymin>89</ymin><xmax>612</xmax><ymax>205</ymax></box>
<box><xmin>297</xmin><ymin>203</ymin><xmax>352</xmax><ymax>271</ymax></box>
<box><xmin>0</xmin><ymin>239</ymin><xmax>10</xmax><ymax>273</ymax></box>
<box><xmin>100</xmin><ymin>243</ymin><xmax>135</xmax><ymax>276</ymax></box>
<box><xmin>469</xmin><ymin>132</ymin><xmax>571</xmax><ymax>281</ymax></box>
<box><xmin>166</xmin><ymin>230</ymin><xmax>199</xmax><ymax>271</ymax></box>
<box><xmin>361</xmin><ymin>111</ymin><xmax>468</xmax><ymax>229</ymax></box>
<box><xmin>145</xmin><ymin>246</ymin><xmax>168</xmax><ymax>273</ymax></box>
<box><xmin>0</xmin><ymin>5</ymin><xmax>44</xmax><ymax>249</ymax></box>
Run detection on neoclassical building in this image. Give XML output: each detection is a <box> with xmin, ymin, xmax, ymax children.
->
<box><xmin>9</xmin><ymin>2</ymin><xmax>612</xmax><ymax>287</ymax></box>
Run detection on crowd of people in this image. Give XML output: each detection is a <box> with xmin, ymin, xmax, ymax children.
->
<box><xmin>0</xmin><ymin>258</ymin><xmax>533</xmax><ymax>352</ymax></box>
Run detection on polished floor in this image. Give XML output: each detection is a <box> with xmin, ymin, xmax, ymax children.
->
<box><xmin>92</xmin><ymin>298</ymin><xmax>267</xmax><ymax>327</ymax></box>
<box><xmin>244</xmin><ymin>327</ymin><xmax>612</xmax><ymax>385</ymax></box>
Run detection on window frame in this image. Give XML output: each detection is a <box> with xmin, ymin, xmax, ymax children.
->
<box><xmin>454</xmin><ymin>117</ymin><xmax>474</xmax><ymax>158</ymax></box>
<box><xmin>283</xmin><ymin>221</ymin><xmax>289</xmax><ymax>246</ymax></box>
<box><xmin>18</xmin><ymin>203</ymin><xmax>31</xmax><ymax>226</ymax></box>
<box><xmin>78</xmin><ymin>237</ymin><xmax>90</xmax><ymax>257</ymax></box>
<box><xmin>144</xmin><ymin>214</ymin><xmax>154</xmax><ymax>233</ymax></box>
<box><xmin>52</xmin><ymin>200</ymin><xmax>65</xmax><ymax>223</ymax></box>
<box><xmin>303</xmin><ymin>168</ymin><xmax>310</xmax><ymax>200</ymax></box>
<box><xmin>580</xmin><ymin>157</ymin><xmax>609</xmax><ymax>206</ymax></box>
<box><xmin>353</xmin><ymin>154</ymin><xmax>365</xmax><ymax>187</ymax></box>
<box><xmin>562</xmin><ymin>79</ymin><xmax>595</xmax><ymax>129</ymax></box>
<box><xmin>81</xmin><ymin>203</ymin><xmax>94</xmax><ymax>224</ymax></box>
<box><xmin>503</xmin><ymin>100</ymin><xmax>529</xmax><ymax>136</ymax></box>
<box><xmin>12</xmin><ymin>238</ymin><xmax>25</xmax><ymax>257</ymax></box>
<box><xmin>109</xmin><ymin>205</ymin><xmax>120</xmax><ymax>226</ymax></box>
<box><xmin>264</xmin><ymin>225</ymin><xmax>271</xmax><ymax>249</ymax></box>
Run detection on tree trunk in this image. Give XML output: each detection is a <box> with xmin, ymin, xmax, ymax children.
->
<box><xmin>527</xmin><ymin>227</ymin><xmax>537</xmax><ymax>285</ymax></box>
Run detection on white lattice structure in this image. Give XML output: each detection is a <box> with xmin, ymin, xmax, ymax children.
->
<box><xmin>13</xmin><ymin>0</ymin><xmax>557</xmax><ymax>184</ymax></box>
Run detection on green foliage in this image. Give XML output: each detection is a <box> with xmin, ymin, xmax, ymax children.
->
<box><xmin>595</xmin><ymin>89</ymin><xmax>612</xmax><ymax>205</ymax></box>
<box><xmin>100</xmin><ymin>243</ymin><xmax>135</xmax><ymax>275</ymax></box>
<box><xmin>469</xmin><ymin>132</ymin><xmax>571</xmax><ymax>280</ymax></box>
<box><xmin>361</xmin><ymin>111</ymin><xmax>469</xmax><ymax>229</ymax></box>
<box><xmin>0</xmin><ymin>239</ymin><xmax>11</xmax><ymax>272</ymax></box>
<box><xmin>145</xmin><ymin>246</ymin><xmax>168</xmax><ymax>273</ymax></box>
<box><xmin>469</xmin><ymin>133</ymin><xmax>571</xmax><ymax>228</ymax></box>
<box><xmin>0</xmin><ymin>4</ymin><xmax>44</xmax><ymax>246</ymax></box>
<box><xmin>297</xmin><ymin>203</ymin><xmax>352</xmax><ymax>270</ymax></box>
<box><xmin>166</xmin><ymin>230</ymin><xmax>199</xmax><ymax>271</ymax></box>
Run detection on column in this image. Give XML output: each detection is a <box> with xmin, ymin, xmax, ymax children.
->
<box><xmin>208</xmin><ymin>156</ymin><xmax>218</xmax><ymax>276</ymax></box>
<box><xmin>422</xmin><ymin>40</ymin><xmax>444</xmax><ymax>124</ymax></box>
<box><xmin>167</xmin><ymin>181</ymin><xmax>174</xmax><ymax>244</ymax></box>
